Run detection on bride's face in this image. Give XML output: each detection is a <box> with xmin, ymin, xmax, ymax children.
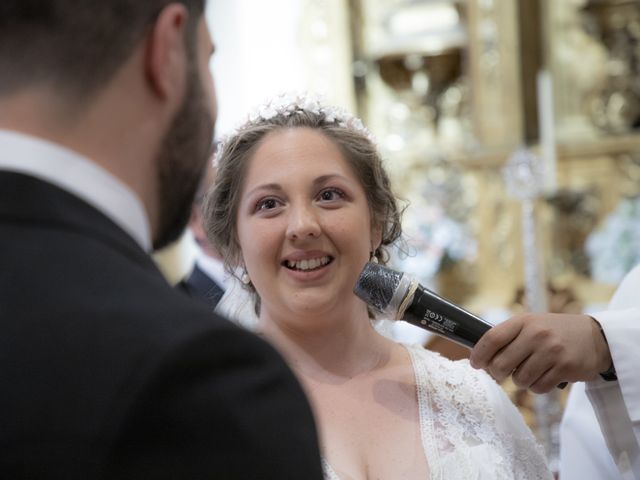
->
<box><xmin>235</xmin><ymin>127</ymin><xmax>381</xmax><ymax>323</ymax></box>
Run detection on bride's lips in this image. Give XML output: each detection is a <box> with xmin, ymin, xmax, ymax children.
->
<box><xmin>281</xmin><ymin>251</ymin><xmax>334</xmax><ymax>280</ymax></box>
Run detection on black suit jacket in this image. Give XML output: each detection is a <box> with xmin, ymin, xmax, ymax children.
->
<box><xmin>177</xmin><ymin>264</ymin><xmax>225</xmax><ymax>311</ymax></box>
<box><xmin>0</xmin><ymin>171</ymin><xmax>323</xmax><ymax>479</ymax></box>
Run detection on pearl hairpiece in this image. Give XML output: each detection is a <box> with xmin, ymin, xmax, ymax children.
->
<box><xmin>214</xmin><ymin>92</ymin><xmax>376</xmax><ymax>165</ymax></box>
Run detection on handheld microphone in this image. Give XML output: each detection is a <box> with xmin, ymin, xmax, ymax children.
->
<box><xmin>354</xmin><ymin>262</ymin><xmax>568</xmax><ymax>389</ymax></box>
<box><xmin>353</xmin><ymin>262</ymin><xmax>492</xmax><ymax>349</ymax></box>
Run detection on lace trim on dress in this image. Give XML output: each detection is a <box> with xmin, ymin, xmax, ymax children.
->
<box><xmin>321</xmin><ymin>457</ymin><xmax>340</xmax><ymax>480</ymax></box>
<box><xmin>322</xmin><ymin>343</ymin><xmax>552</xmax><ymax>480</ymax></box>
<box><xmin>407</xmin><ymin>343</ymin><xmax>440</xmax><ymax>478</ymax></box>
<box><xmin>405</xmin><ymin>344</ymin><xmax>552</xmax><ymax>480</ymax></box>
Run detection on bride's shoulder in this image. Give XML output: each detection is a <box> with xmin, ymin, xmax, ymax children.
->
<box><xmin>402</xmin><ymin>342</ymin><xmax>474</xmax><ymax>371</ymax></box>
<box><xmin>403</xmin><ymin>343</ymin><xmax>499</xmax><ymax>397</ymax></box>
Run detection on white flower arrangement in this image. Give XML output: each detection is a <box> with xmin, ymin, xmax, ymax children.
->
<box><xmin>215</xmin><ymin>92</ymin><xmax>376</xmax><ymax>164</ymax></box>
<box><xmin>586</xmin><ymin>196</ymin><xmax>640</xmax><ymax>284</ymax></box>
<box><xmin>394</xmin><ymin>200</ymin><xmax>478</xmax><ymax>287</ymax></box>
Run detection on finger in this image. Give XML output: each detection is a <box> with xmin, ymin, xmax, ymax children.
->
<box><xmin>485</xmin><ymin>332</ymin><xmax>536</xmax><ymax>382</ymax></box>
<box><xmin>470</xmin><ymin>318</ymin><xmax>524</xmax><ymax>369</ymax></box>
<box><xmin>529</xmin><ymin>366</ymin><xmax>565</xmax><ymax>394</ymax></box>
<box><xmin>487</xmin><ymin>351</ymin><xmax>532</xmax><ymax>384</ymax></box>
<box><xmin>486</xmin><ymin>313</ymin><xmax>569</xmax><ymax>380</ymax></box>
<box><xmin>511</xmin><ymin>350</ymin><xmax>555</xmax><ymax>389</ymax></box>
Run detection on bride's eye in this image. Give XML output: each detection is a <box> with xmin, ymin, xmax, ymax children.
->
<box><xmin>256</xmin><ymin>197</ymin><xmax>280</xmax><ymax>211</ymax></box>
<box><xmin>318</xmin><ymin>188</ymin><xmax>345</xmax><ymax>202</ymax></box>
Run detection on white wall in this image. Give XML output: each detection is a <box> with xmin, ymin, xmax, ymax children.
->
<box><xmin>207</xmin><ymin>0</ymin><xmax>304</xmax><ymax>137</ymax></box>
<box><xmin>206</xmin><ymin>0</ymin><xmax>355</xmax><ymax>138</ymax></box>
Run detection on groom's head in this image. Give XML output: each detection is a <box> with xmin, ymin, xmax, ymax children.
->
<box><xmin>0</xmin><ymin>0</ymin><xmax>204</xmax><ymax>101</ymax></box>
<box><xmin>0</xmin><ymin>0</ymin><xmax>218</xmax><ymax>249</ymax></box>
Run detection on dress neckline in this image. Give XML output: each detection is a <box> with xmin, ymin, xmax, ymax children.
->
<box><xmin>320</xmin><ymin>343</ymin><xmax>435</xmax><ymax>480</ymax></box>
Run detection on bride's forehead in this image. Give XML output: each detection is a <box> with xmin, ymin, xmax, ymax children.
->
<box><xmin>246</xmin><ymin>132</ymin><xmax>351</xmax><ymax>173</ymax></box>
<box><xmin>253</xmin><ymin>127</ymin><xmax>339</xmax><ymax>154</ymax></box>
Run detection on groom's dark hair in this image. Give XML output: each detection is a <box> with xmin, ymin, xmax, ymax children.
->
<box><xmin>0</xmin><ymin>0</ymin><xmax>205</xmax><ymax>101</ymax></box>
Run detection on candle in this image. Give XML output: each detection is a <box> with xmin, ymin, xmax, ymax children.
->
<box><xmin>537</xmin><ymin>70</ymin><xmax>557</xmax><ymax>193</ymax></box>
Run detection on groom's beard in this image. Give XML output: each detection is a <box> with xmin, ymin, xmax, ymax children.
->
<box><xmin>153</xmin><ymin>61</ymin><xmax>215</xmax><ymax>251</ymax></box>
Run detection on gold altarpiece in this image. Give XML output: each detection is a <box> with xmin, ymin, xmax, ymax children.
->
<box><xmin>348</xmin><ymin>0</ymin><xmax>640</xmax><ymax>320</ymax></box>
<box><xmin>347</xmin><ymin>0</ymin><xmax>640</xmax><ymax>466</ymax></box>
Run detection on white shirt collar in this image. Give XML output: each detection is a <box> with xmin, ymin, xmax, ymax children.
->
<box><xmin>195</xmin><ymin>252</ymin><xmax>230</xmax><ymax>290</ymax></box>
<box><xmin>0</xmin><ymin>129</ymin><xmax>152</xmax><ymax>251</ymax></box>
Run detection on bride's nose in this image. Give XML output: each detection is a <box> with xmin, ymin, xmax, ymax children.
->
<box><xmin>286</xmin><ymin>203</ymin><xmax>321</xmax><ymax>240</ymax></box>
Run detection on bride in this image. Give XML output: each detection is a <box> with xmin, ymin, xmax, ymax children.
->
<box><xmin>204</xmin><ymin>93</ymin><xmax>552</xmax><ymax>479</ymax></box>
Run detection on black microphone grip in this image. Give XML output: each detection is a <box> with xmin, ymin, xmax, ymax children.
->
<box><xmin>403</xmin><ymin>286</ymin><xmax>492</xmax><ymax>349</ymax></box>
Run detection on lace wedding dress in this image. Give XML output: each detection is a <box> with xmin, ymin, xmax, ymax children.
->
<box><xmin>322</xmin><ymin>344</ymin><xmax>552</xmax><ymax>480</ymax></box>
<box><xmin>216</xmin><ymin>285</ymin><xmax>551</xmax><ymax>479</ymax></box>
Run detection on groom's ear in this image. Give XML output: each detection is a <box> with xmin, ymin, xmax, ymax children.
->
<box><xmin>144</xmin><ymin>3</ymin><xmax>189</xmax><ymax>102</ymax></box>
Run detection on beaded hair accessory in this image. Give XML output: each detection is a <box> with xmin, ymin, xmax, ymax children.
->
<box><xmin>214</xmin><ymin>92</ymin><xmax>376</xmax><ymax>165</ymax></box>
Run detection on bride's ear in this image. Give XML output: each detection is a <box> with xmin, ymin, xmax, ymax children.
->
<box><xmin>233</xmin><ymin>255</ymin><xmax>249</xmax><ymax>282</ymax></box>
<box><xmin>231</xmin><ymin>250</ymin><xmax>243</xmax><ymax>270</ymax></box>
<box><xmin>371</xmin><ymin>226</ymin><xmax>383</xmax><ymax>254</ymax></box>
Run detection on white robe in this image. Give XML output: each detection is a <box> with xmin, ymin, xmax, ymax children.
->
<box><xmin>560</xmin><ymin>264</ymin><xmax>640</xmax><ymax>479</ymax></box>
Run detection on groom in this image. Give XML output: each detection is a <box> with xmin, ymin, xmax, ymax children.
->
<box><xmin>0</xmin><ymin>1</ymin><xmax>323</xmax><ymax>478</ymax></box>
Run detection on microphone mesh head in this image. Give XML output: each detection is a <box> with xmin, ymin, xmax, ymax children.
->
<box><xmin>353</xmin><ymin>262</ymin><xmax>404</xmax><ymax>312</ymax></box>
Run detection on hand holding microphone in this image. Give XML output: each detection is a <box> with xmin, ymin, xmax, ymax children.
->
<box><xmin>354</xmin><ymin>262</ymin><xmax>568</xmax><ymax>390</ymax></box>
<box><xmin>470</xmin><ymin>313</ymin><xmax>612</xmax><ymax>393</ymax></box>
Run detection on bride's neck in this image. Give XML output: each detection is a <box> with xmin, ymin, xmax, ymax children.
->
<box><xmin>260</xmin><ymin>310</ymin><xmax>391</xmax><ymax>381</ymax></box>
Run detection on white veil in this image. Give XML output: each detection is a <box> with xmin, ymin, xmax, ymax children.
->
<box><xmin>214</xmin><ymin>275</ymin><xmax>260</xmax><ymax>331</ymax></box>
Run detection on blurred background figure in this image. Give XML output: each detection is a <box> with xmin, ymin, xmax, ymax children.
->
<box><xmin>178</xmin><ymin>153</ymin><xmax>229</xmax><ymax>310</ymax></box>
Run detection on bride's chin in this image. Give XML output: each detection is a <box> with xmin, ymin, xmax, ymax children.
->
<box><xmin>277</xmin><ymin>296</ymin><xmax>334</xmax><ymax>318</ymax></box>
<box><xmin>287</xmin><ymin>300</ymin><xmax>329</xmax><ymax>316</ymax></box>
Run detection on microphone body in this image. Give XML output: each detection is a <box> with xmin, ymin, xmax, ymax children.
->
<box><xmin>354</xmin><ymin>262</ymin><xmax>492</xmax><ymax>349</ymax></box>
<box><xmin>402</xmin><ymin>284</ymin><xmax>492</xmax><ymax>349</ymax></box>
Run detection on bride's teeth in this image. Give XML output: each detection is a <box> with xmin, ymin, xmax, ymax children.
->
<box><xmin>286</xmin><ymin>256</ymin><xmax>330</xmax><ymax>271</ymax></box>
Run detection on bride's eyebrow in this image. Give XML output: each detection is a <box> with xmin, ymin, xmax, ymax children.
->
<box><xmin>245</xmin><ymin>175</ymin><xmax>349</xmax><ymax>197</ymax></box>
<box><xmin>245</xmin><ymin>183</ymin><xmax>283</xmax><ymax>197</ymax></box>
<box><xmin>313</xmin><ymin>174</ymin><xmax>349</xmax><ymax>186</ymax></box>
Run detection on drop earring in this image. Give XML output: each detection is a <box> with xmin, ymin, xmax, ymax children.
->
<box><xmin>241</xmin><ymin>270</ymin><xmax>251</xmax><ymax>285</ymax></box>
<box><xmin>369</xmin><ymin>251</ymin><xmax>379</xmax><ymax>264</ymax></box>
